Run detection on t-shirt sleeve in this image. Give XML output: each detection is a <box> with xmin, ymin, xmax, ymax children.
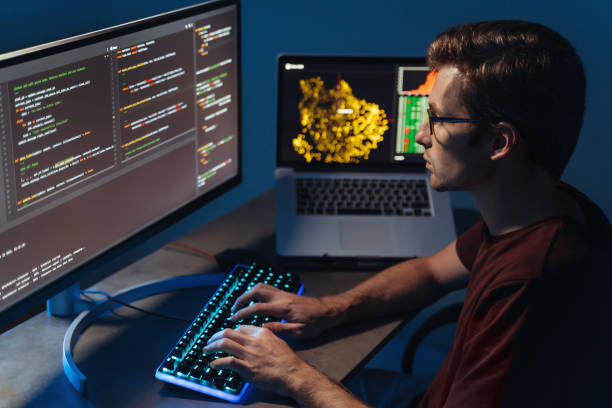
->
<box><xmin>455</xmin><ymin>220</ymin><xmax>483</xmax><ymax>271</ymax></box>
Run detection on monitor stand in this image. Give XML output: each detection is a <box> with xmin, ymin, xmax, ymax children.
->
<box><xmin>52</xmin><ymin>274</ymin><xmax>225</xmax><ymax>394</ymax></box>
<box><xmin>47</xmin><ymin>284</ymin><xmax>90</xmax><ymax>316</ymax></box>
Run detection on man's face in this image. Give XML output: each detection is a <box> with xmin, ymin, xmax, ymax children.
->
<box><xmin>415</xmin><ymin>66</ymin><xmax>492</xmax><ymax>192</ymax></box>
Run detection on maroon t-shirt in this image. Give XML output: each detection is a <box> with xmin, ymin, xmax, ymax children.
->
<box><xmin>418</xmin><ymin>183</ymin><xmax>612</xmax><ymax>407</ymax></box>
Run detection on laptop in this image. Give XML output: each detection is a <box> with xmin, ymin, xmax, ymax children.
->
<box><xmin>275</xmin><ymin>55</ymin><xmax>456</xmax><ymax>269</ymax></box>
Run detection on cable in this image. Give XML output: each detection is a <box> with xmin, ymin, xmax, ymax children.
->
<box><xmin>80</xmin><ymin>292</ymin><xmax>124</xmax><ymax>319</ymax></box>
<box><xmin>164</xmin><ymin>241</ymin><xmax>217</xmax><ymax>261</ymax></box>
<box><xmin>81</xmin><ymin>290</ymin><xmax>191</xmax><ymax>324</ymax></box>
<box><xmin>79</xmin><ymin>242</ymin><xmax>217</xmax><ymax>324</ymax></box>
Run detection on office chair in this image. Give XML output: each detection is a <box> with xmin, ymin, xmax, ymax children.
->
<box><xmin>401</xmin><ymin>302</ymin><xmax>463</xmax><ymax>374</ymax></box>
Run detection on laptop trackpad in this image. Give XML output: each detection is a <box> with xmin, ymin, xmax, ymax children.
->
<box><xmin>339</xmin><ymin>221</ymin><xmax>393</xmax><ymax>250</ymax></box>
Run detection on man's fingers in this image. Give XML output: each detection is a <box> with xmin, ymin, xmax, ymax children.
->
<box><xmin>209</xmin><ymin>356</ymin><xmax>248</xmax><ymax>375</ymax></box>
<box><xmin>231</xmin><ymin>283</ymin><xmax>279</xmax><ymax>312</ymax></box>
<box><xmin>207</xmin><ymin>328</ymin><xmax>254</xmax><ymax>346</ymax></box>
<box><xmin>234</xmin><ymin>324</ymin><xmax>260</xmax><ymax>335</ymax></box>
<box><xmin>204</xmin><ymin>337</ymin><xmax>246</xmax><ymax>359</ymax></box>
<box><xmin>230</xmin><ymin>302</ymin><xmax>287</xmax><ymax>322</ymax></box>
<box><xmin>263</xmin><ymin>321</ymin><xmax>305</xmax><ymax>338</ymax></box>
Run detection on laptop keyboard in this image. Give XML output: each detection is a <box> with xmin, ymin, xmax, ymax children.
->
<box><xmin>295</xmin><ymin>177</ymin><xmax>431</xmax><ymax>216</ymax></box>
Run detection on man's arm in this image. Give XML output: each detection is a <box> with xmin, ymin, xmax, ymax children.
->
<box><xmin>204</xmin><ymin>240</ymin><xmax>470</xmax><ymax>407</ymax></box>
<box><xmin>230</xmin><ymin>239</ymin><xmax>469</xmax><ymax>339</ymax></box>
<box><xmin>331</xmin><ymin>239</ymin><xmax>469</xmax><ymax>325</ymax></box>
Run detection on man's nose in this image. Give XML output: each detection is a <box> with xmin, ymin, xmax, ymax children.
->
<box><xmin>415</xmin><ymin>119</ymin><xmax>431</xmax><ymax>148</ymax></box>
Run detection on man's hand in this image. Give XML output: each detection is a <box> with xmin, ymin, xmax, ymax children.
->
<box><xmin>204</xmin><ymin>325</ymin><xmax>312</xmax><ymax>397</ymax></box>
<box><xmin>230</xmin><ymin>283</ymin><xmax>345</xmax><ymax>339</ymax></box>
<box><xmin>204</xmin><ymin>325</ymin><xmax>368</xmax><ymax>407</ymax></box>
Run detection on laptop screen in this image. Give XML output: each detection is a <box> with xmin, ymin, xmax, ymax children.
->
<box><xmin>277</xmin><ymin>56</ymin><xmax>434</xmax><ymax>168</ymax></box>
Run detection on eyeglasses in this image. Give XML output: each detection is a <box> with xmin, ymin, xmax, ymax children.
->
<box><xmin>427</xmin><ymin>108</ymin><xmax>487</xmax><ymax>136</ymax></box>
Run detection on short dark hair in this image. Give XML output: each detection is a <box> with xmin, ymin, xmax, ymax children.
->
<box><xmin>427</xmin><ymin>20</ymin><xmax>586</xmax><ymax>179</ymax></box>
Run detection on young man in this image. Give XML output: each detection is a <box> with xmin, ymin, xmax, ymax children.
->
<box><xmin>204</xmin><ymin>21</ymin><xmax>612</xmax><ymax>407</ymax></box>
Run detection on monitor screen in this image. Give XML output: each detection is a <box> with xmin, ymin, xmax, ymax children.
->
<box><xmin>277</xmin><ymin>56</ymin><xmax>434</xmax><ymax>167</ymax></box>
<box><xmin>0</xmin><ymin>0</ymin><xmax>241</xmax><ymax>327</ymax></box>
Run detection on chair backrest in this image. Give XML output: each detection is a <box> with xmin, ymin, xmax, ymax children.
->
<box><xmin>402</xmin><ymin>302</ymin><xmax>463</xmax><ymax>374</ymax></box>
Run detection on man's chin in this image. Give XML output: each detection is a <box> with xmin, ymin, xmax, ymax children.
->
<box><xmin>429</xmin><ymin>174</ymin><xmax>457</xmax><ymax>192</ymax></box>
<box><xmin>428</xmin><ymin>174</ymin><xmax>445</xmax><ymax>192</ymax></box>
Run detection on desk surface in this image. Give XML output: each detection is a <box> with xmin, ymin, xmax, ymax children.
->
<box><xmin>1</xmin><ymin>190</ymin><xmax>471</xmax><ymax>408</ymax></box>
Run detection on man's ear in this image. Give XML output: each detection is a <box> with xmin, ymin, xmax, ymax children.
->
<box><xmin>490</xmin><ymin>121</ymin><xmax>518</xmax><ymax>161</ymax></box>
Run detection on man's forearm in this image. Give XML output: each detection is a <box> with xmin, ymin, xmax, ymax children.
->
<box><xmin>287</xmin><ymin>363</ymin><xmax>369</xmax><ymax>408</ymax></box>
<box><xmin>325</xmin><ymin>257</ymin><xmax>446</xmax><ymax>325</ymax></box>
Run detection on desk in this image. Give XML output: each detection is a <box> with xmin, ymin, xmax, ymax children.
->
<box><xmin>0</xmin><ymin>190</ymin><xmax>471</xmax><ymax>407</ymax></box>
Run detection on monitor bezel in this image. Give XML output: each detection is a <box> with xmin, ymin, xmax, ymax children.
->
<box><xmin>0</xmin><ymin>0</ymin><xmax>242</xmax><ymax>333</ymax></box>
<box><xmin>276</xmin><ymin>54</ymin><xmax>429</xmax><ymax>172</ymax></box>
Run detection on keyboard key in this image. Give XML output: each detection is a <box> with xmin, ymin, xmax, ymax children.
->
<box><xmin>162</xmin><ymin>358</ymin><xmax>175</xmax><ymax>372</ymax></box>
<box><xmin>338</xmin><ymin>208</ymin><xmax>382</xmax><ymax>215</ymax></box>
<box><xmin>225</xmin><ymin>375</ymin><xmax>243</xmax><ymax>391</ymax></box>
<box><xmin>190</xmin><ymin>363</ymin><xmax>204</xmax><ymax>379</ymax></box>
<box><xmin>412</xmin><ymin>202</ymin><xmax>429</xmax><ymax>209</ymax></box>
<box><xmin>176</xmin><ymin>361</ymin><xmax>191</xmax><ymax>377</ymax></box>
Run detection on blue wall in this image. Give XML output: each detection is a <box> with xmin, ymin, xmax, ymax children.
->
<box><xmin>2</xmin><ymin>0</ymin><xmax>611</xmax><ymax>242</ymax></box>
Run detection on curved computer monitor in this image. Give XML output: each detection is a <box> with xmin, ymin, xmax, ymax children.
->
<box><xmin>0</xmin><ymin>0</ymin><xmax>241</xmax><ymax>332</ymax></box>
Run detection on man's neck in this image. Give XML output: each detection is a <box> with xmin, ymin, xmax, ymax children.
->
<box><xmin>471</xmin><ymin>165</ymin><xmax>581</xmax><ymax>237</ymax></box>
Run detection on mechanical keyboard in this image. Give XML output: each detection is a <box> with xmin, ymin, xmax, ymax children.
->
<box><xmin>155</xmin><ymin>261</ymin><xmax>304</xmax><ymax>402</ymax></box>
